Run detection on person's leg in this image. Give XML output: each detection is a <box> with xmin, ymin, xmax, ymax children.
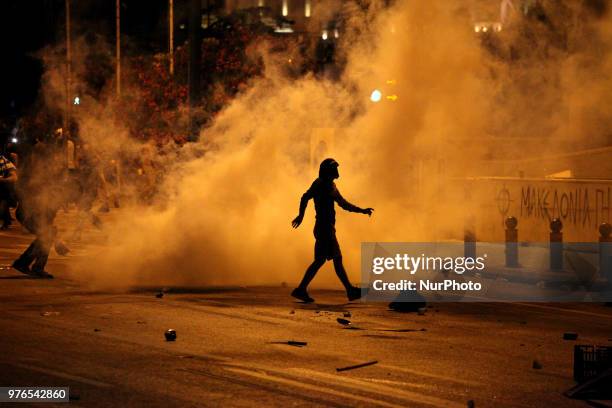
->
<box><xmin>0</xmin><ymin>198</ymin><xmax>9</xmax><ymax>229</ymax></box>
<box><xmin>332</xmin><ymin>256</ymin><xmax>353</xmax><ymax>291</ymax></box>
<box><xmin>31</xmin><ymin>228</ymin><xmax>55</xmax><ymax>276</ymax></box>
<box><xmin>0</xmin><ymin>184</ymin><xmax>11</xmax><ymax>228</ymax></box>
<box><xmin>31</xmin><ymin>241</ymin><xmax>51</xmax><ymax>274</ymax></box>
<box><xmin>26</xmin><ymin>211</ymin><xmax>57</xmax><ymax>277</ymax></box>
<box><xmin>97</xmin><ymin>170</ymin><xmax>111</xmax><ymax>212</ymax></box>
<box><xmin>13</xmin><ymin>239</ymin><xmax>37</xmax><ymax>271</ymax></box>
<box><xmin>297</xmin><ymin>257</ymin><xmax>326</xmax><ymax>290</ymax></box>
<box><xmin>292</xmin><ymin>257</ymin><xmax>324</xmax><ymax>302</ymax></box>
<box><xmin>332</xmin><ymin>254</ymin><xmax>363</xmax><ymax>301</ymax></box>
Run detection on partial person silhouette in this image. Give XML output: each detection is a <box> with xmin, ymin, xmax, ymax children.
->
<box><xmin>291</xmin><ymin>158</ymin><xmax>373</xmax><ymax>303</ymax></box>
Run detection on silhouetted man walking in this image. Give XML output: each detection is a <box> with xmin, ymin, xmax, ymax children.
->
<box><xmin>291</xmin><ymin>158</ymin><xmax>373</xmax><ymax>303</ymax></box>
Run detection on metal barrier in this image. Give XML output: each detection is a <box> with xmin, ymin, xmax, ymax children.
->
<box><xmin>505</xmin><ymin>216</ymin><xmax>518</xmax><ymax>267</ymax></box>
<box><xmin>464</xmin><ymin>216</ymin><xmax>611</xmax><ymax>277</ymax></box>
<box><xmin>550</xmin><ymin>218</ymin><xmax>563</xmax><ymax>271</ymax></box>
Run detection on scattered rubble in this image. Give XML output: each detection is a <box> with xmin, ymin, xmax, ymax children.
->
<box><xmin>380</xmin><ymin>328</ymin><xmax>426</xmax><ymax>333</ymax></box>
<box><xmin>54</xmin><ymin>240</ymin><xmax>71</xmax><ymax>256</ymax></box>
<box><xmin>336</xmin><ymin>360</ymin><xmax>378</xmax><ymax>372</ymax></box>
<box><xmin>563</xmin><ymin>332</ymin><xmax>578</xmax><ymax>341</ymax></box>
<box><xmin>165</xmin><ymin>329</ymin><xmax>177</xmax><ymax>341</ymax></box>
<box><xmin>289</xmin><ymin>310</ymin><xmax>295</xmax><ymax>314</ymax></box>
<box><xmin>155</xmin><ymin>292</ymin><xmax>164</xmax><ymax>298</ymax></box>
<box><xmin>268</xmin><ymin>341</ymin><xmax>308</xmax><ymax>347</ymax></box>
<box><xmin>388</xmin><ymin>290</ymin><xmax>427</xmax><ymax>312</ymax></box>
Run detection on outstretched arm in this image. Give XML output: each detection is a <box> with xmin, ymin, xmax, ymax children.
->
<box><xmin>292</xmin><ymin>188</ymin><xmax>313</xmax><ymax>228</ymax></box>
<box><xmin>333</xmin><ymin>186</ymin><xmax>374</xmax><ymax>216</ymax></box>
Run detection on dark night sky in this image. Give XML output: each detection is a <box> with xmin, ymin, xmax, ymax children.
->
<box><xmin>1</xmin><ymin>0</ymin><xmax>171</xmax><ymax>122</ymax></box>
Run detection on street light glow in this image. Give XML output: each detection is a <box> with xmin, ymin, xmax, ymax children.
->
<box><xmin>11</xmin><ymin>137</ymin><xmax>18</xmax><ymax>143</ymax></box>
<box><xmin>370</xmin><ymin>89</ymin><xmax>382</xmax><ymax>103</ymax></box>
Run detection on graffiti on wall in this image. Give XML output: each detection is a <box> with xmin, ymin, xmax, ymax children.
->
<box><xmin>495</xmin><ymin>184</ymin><xmax>611</xmax><ymax>228</ymax></box>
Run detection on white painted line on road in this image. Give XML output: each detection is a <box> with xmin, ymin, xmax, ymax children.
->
<box><xmin>7</xmin><ymin>362</ymin><xmax>113</xmax><ymax>388</ymax></box>
<box><xmin>224</xmin><ymin>366</ymin><xmax>406</xmax><ymax>408</ymax></box>
<box><xmin>362</xmin><ymin>378</ymin><xmax>430</xmax><ymax>388</ymax></box>
<box><xmin>290</xmin><ymin>367</ymin><xmax>466</xmax><ymax>408</ymax></box>
<box><xmin>364</xmin><ymin>363</ymin><xmax>479</xmax><ymax>387</ymax></box>
<box><xmin>223</xmin><ymin>361</ymin><xmax>466</xmax><ymax>408</ymax></box>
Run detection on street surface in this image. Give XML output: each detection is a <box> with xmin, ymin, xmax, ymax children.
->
<box><xmin>0</xmin><ymin>211</ymin><xmax>611</xmax><ymax>407</ymax></box>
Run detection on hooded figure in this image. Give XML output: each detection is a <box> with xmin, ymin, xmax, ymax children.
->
<box><xmin>291</xmin><ymin>158</ymin><xmax>374</xmax><ymax>303</ymax></box>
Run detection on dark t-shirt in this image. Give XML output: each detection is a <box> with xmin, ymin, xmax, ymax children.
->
<box><xmin>303</xmin><ymin>178</ymin><xmax>362</xmax><ymax>227</ymax></box>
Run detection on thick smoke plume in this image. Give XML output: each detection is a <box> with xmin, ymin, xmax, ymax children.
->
<box><xmin>33</xmin><ymin>0</ymin><xmax>610</xmax><ymax>288</ymax></box>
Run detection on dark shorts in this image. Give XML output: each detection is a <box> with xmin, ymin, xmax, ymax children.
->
<box><xmin>314</xmin><ymin>224</ymin><xmax>341</xmax><ymax>261</ymax></box>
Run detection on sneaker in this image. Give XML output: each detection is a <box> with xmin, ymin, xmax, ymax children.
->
<box><xmin>12</xmin><ymin>260</ymin><xmax>32</xmax><ymax>276</ymax></box>
<box><xmin>347</xmin><ymin>286</ymin><xmax>363</xmax><ymax>301</ymax></box>
<box><xmin>31</xmin><ymin>270</ymin><xmax>54</xmax><ymax>279</ymax></box>
<box><xmin>291</xmin><ymin>287</ymin><xmax>314</xmax><ymax>303</ymax></box>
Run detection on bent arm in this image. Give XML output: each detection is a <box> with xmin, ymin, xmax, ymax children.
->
<box><xmin>333</xmin><ymin>187</ymin><xmax>365</xmax><ymax>213</ymax></box>
<box><xmin>292</xmin><ymin>187</ymin><xmax>313</xmax><ymax>228</ymax></box>
<box><xmin>298</xmin><ymin>190</ymin><xmax>312</xmax><ymax>218</ymax></box>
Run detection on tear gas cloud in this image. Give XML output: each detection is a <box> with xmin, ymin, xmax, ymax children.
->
<box><xmin>34</xmin><ymin>0</ymin><xmax>611</xmax><ymax>288</ymax></box>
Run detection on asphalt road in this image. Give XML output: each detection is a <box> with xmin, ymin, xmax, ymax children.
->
<box><xmin>1</xmin><ymin>214</ymin><xmax>611</xmax><ymax>407</ymax></box>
